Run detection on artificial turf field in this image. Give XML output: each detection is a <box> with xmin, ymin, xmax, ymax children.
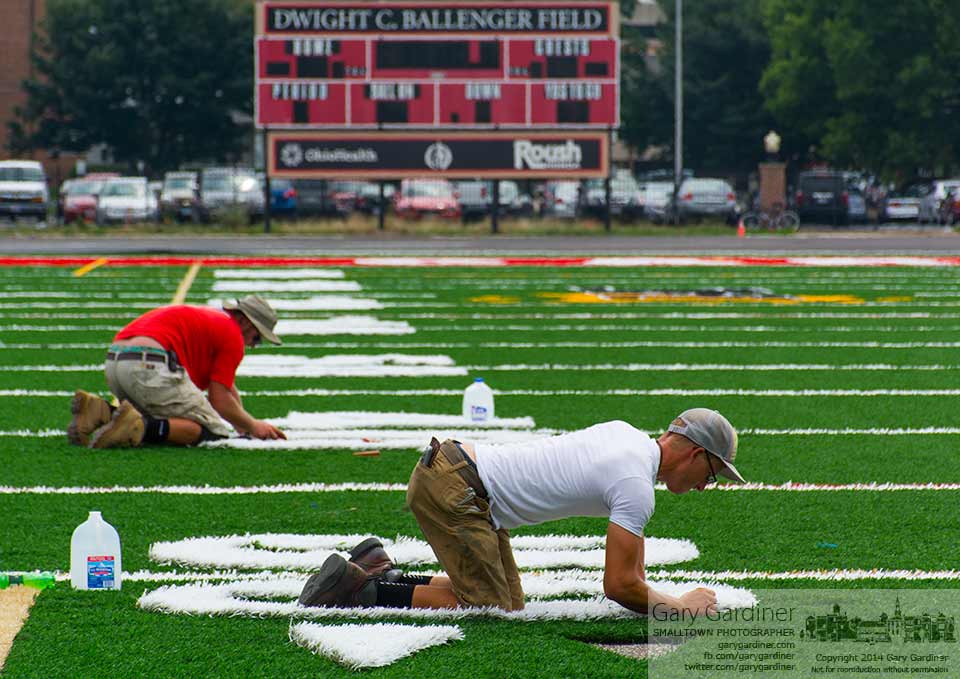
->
<box><xmin>1</xmin><ymin>257</ymin><xmax>959</xmax><ymax>678</ymax></box>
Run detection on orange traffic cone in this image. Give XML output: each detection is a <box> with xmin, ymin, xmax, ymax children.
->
<box><xmin>736</xmin><ymin>218</ymin><xmax>746</xmax><ymax>238</ymax></box>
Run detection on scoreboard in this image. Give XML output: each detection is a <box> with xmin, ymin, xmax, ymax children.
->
<box><xmin>255</xmin><ymin>2</ymin><xmax>619</xmax><ymax>129</ymax></box>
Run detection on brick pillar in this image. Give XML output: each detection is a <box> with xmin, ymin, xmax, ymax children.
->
<box><xmin>759</xmin><ymin>162</ymin><xmax>786</xmax><ymax>211</ymax></box>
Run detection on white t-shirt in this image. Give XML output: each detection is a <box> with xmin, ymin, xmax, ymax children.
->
<box><xmin>474</xmin><ymin>420</ymin><xmax>660</xmax><ymax>537</ymax></box>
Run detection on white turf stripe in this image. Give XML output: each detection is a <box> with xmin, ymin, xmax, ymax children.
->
<box><xmin>5</xmin><ymin>363</ymin><xmax>958</xmax><ymax>375</ymax></box>
<box><xmin>84</xmin><ymin>567</ymin><xmax>960</xmax><ymax>584</ymax></box>
<box><xmin>270</xmin><ymin>411</ymin><xmax>537</xmax><ymax>430</ymax></box>
<box><xmin>237</xmin><ymin>353</ymin><xmax>465</xmax><ymax>378</ymax></box>
<box><xmin>207</xmin><ymin>428</ymin><xmax>558</xmax><ymax>450</ymax></box>
<box><xmin>0</xmin><ymin>483</ymin><xmax>408</xmax><ymax>495</ymax></box>
<box><xmin>213</xmin><ymin>269</ymin><xmax>344</xmax><ymax>279</ymax></box>
<box><xmin>0</xmin><ymin>429</ymin><xmax>63</xmax><ymax>437</ymax></box>
<box><xmin>148</xmin><ymin>533</ymin><xmax>698</xmax><ymax>570</ymax></box>
<box><xmin>212</xmin><ymin>280</ymin><xmax>361</xmax><ymax>292</ymax></box>
<box><xmin>647</xmin><ymin>569</ymin><xmax>960</xmax><ymax>581</ymax></box>
<box><xmin>290</xmin><ymin>622</ymin><xmax>463</xmax><ymax>669</ymax></box>
<box><xmin>275</xmin><ymin>317</ymin><xmax>415</xmax><ymax>336</ymax></box>
<box><xmin>209</xmin><ymin>296</ymin><xmax>383</xmax><ymax>311</ymax></box>
<box><xmin>3</xmin><ymin>481</ymin><xmax>959</xmax><ymax>495</ymax></box>
<box><xmin>138</xmin><ymin>586</ymin><xmax>754</xmax><ymax>621</ymax></box>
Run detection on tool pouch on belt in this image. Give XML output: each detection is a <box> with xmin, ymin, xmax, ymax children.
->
<box><xmin>166</xmin><ymin>350</ymin><xmax>182</xmax><ymax>372</ymax></box>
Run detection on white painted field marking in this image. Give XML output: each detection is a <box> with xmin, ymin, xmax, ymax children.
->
<box><xmin>467</xmin><ymin>363</ymin><xmax>955</xmax><ymax>372</ymax></box>
<box><xmin>4</xmin><ymin>481</ymin><xmax>959</xmax><ymax>496</ymax></box>
<box><xmin>275</xmin><ymin>317</ymin><xmax>415</xmax><ymax>336</ymax></box>
<box><xmin>0</xmin><ymin>325</ymin><xmax>120</xmax><ymax>332</ymax></box>
<box><xmin>0</xmin><ymin>429</ymin><xmax>63</xmax><ymax>437</ymax></box>
<box><xmin>0</xmin><ymin>482</ymin><xmax>408</xmax><ymax>495</ymax></box>
<box><xmin>346</xmin><ymin>255</ymin><xmax>960</xmax><ymax>267</ymax></box>
<box><xmin>214</xmin><ymin>269</ymin><xmax>345</xmax><ymax>279</ymax></box>
<box><xmin>207</xmin><ymin>428</ymin><xmax>557</xmax><ymax>450</ymax></box>
<box><xmin>209</xmin><ymin>296</ymin><xmax>383</xmax><ymax>311</ymax></box>
<box><xmin>212</xmin><ymin>280</ymin><xmax>361</xmax><ymax>292</ymax></box>
<box><xmin>0</xmin><ymin>302</ymin><xmax>155</xmax><ymax>309</ymax></box>
<box><xmin>290</xmin><ymin>622</ymin><xmax>463</xmax><ymax>669</ymax></box>
<box><xmin>236</xmin><ymin>354</ymin><xmax>466</xmax><ymax>378</ymax></box>
<box><xmin>387</xmin><ymin>312</ymin><xmax>960</xmax><ymax>319</ymax></box>
<box><xmin>646</xmin><ymin>569</ymin><xmax>960</xmax><ymax>581</ymax></box>
<box><xmin>0</xmin><ymin>365</ymin><xmax>101</xmax><ymax>372</ymax></box>
<box><xmin>139</xmin><ymin>583</ymin><xmax>755</xmax><ymax>621</ymax></box>
<box><xmin>149</xmin><ymin>533</ymin><xmax>698</xmax><ymax>570</ymax></box>
<box><xmin>269</xmin><ymin>411</ymin><xmax>537</xmax><ymax>430</ymax></box>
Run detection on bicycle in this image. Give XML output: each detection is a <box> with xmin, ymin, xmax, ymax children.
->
<box><xmin>741</xmin><ymin>202</ymin><xmax>800</xmax><ymax>234</ymax></box>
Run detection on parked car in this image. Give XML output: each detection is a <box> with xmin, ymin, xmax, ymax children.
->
<box><xmin>96</xmin><ymin>177</ymin><xmax>158</xmax><ymax>224</ymax></box>
<box><xmin>641</xmin><ymin>181</ymin><xmax>675</xmax><ymax>223</ymax></box>
<box><xmin>583</xmin><ymin>174</ymin><xmax>644</xmax><ymax>221</ymax></box>
<box><xmin>937</xmin><ymin>187</ymin><xmax>960</xmax><ymax>226</ymax></box>
<box><xmin>846</xmin><ymin>188</ymin><xmax>868</xmax><ymax>224</ymax></box>
<box><xmin>542</xmin><ymin>181</ymin><xmax>581</xmax><ymax>219</ymax></box>
<box><xmin>881</xmin><ymin>184</ymin><xmax>925</xmax><ymax>222</ymax></box>
<box><xmin>356</xmin><ymin>181</ymin><xmax>395</xmax><ymax>215</ymax></box>
<box><xmin>676</xmin><ymin>178</ymin><xmax>739</xmax><ymax>224</ymax></box>
<box><xmin>160</xmin><ymin>171</ymin><xmax>200</xmax><ymax>222</ymax></box>
<box><xmin>0</xmin><ymin>160</ymin><xmax>48</xmax><ymax>223</ymax></box>
<box><xmin>198</xmin><ymin>168</ymin><xmax>264</xmax><ymax>222</ymax></box>
<box><xmin>394</xmin><ymin>179</ymin><xmax>459</xmax><ymax>219</ymax></box>
<box><xmin>454</xmin><ymin>180</ymin><xmax>530</xmax><ymax>221</ymax></box>
<box><xmin>269</xmin><ymin>177</ymin><xmax>298</xmax><ymax>217</ymax></box>
<box><xmin>60</xmin><ymin>174</ymin><xmax>117</xmax><ymax>223</ymax></box>
<box><xmin>796</xmin><ymin>170</ymin><xmax>848</xmax><ymax>225</ymax></box>
<box><xmin>918</xmin><ymin>179</ymin><xmax>960</xmax><ymax>224</ymax></box>
<box><xmin>291</xmin><ymin>179</ymin><xmax>332</xmax><ymax>216</ymax></box>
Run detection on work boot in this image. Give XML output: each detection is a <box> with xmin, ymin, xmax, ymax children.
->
<box><xmin>349</xmin><ymin>537</ymin><xmax>400</xmax><ymax>580</ymax></box>
<box><xmin>67</xmin><ymin>390</ymin><xmax>112</xmax><ymax>446</ymax></box>
<box><xmin>298</xmin><ymin>554</ymin><xmax>377</xmax><ymax>608</ymax></box>
<box><xmin>89</xmin><ymin>401</ymin><xmax>145</xmax><ymax>449</ymax></box>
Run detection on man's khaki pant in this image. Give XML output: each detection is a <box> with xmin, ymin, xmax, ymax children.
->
<box><xmin>105</xmin><ymin>355</ymin><xmax>231</xmax><ymax>437</ymax></box>
<box><xmin>406</xmin><ymin>440</ymin><xmax>524</xmax><ymax>611</ymax></box>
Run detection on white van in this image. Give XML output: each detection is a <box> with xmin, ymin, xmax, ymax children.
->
<box><xmin>0</xmin><ymin>160</ymin><xmax>48</xmax><ymax>223</ymax></box>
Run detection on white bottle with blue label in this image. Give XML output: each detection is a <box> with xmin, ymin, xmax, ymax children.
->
<box><xmin>462</xmin><ymin>377</ymin><xmax>495</xmax><ymax>423</ymax></box>
<box><xmin>70</xmin><ymin>511</ymin><xmax>122</xmax><ymax>590</ymax></box>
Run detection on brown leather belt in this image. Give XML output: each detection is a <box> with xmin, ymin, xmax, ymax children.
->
<box><xmin>422</xmin><ymin>437</ymin><xmax>489</xmax><ymax>500</ymax></box>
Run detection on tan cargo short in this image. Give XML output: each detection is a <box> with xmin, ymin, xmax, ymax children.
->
<box><xmin>406</xmin><ymin>439</ymin><xmax>524</xmax><ymax>611</ymax></box>
<box><xmin>104</xmin><ymin>347</ymin><xmax>231</xmax><ymax>437</ymax></box>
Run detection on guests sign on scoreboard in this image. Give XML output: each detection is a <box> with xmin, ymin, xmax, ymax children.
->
<box><xmin>255</xmin><ymin>1</ymin><xmax>619</xmax><ymax>129</ymax></box>
<box><xmin>267</xmin><ymin>131</ymin><xmax>609</xmax><ymax>178</ymax></box>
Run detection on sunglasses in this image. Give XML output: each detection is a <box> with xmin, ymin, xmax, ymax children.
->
<box><xmin>703</xmin><ymin>451</ymin><xmax>718</xmax><ymax>485</ymax></box>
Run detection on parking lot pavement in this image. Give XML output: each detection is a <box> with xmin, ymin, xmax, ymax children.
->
<box><xmin>0</xmin><ymin>228</ymin><xmax>959</xmax><ymax>256</ymax></box>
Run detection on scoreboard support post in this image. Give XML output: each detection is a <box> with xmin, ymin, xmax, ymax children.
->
<box><xmin>262</xmin><ymin>127</ymin><xmax>272</xmax><ymax>234</ymax></box>
<box><xmin>490</xmin><ymin>180</ymin><xmax>500</xmax><ymax>235</ymax></box>
<box><xmin>378</xmin><ymin>181</ymin><xmax>385</xmax><ymax>231</ymax></box>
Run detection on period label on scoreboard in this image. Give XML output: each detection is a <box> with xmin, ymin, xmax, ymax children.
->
<box><xmin>268</xmin><ymin>131</ymin><xmax>608</xmax><ymax>178</ymax></box>
<box><xmin>258</xmin><ymin>2</ymin><xmax>617</xmax><ymax>36</ymax></box>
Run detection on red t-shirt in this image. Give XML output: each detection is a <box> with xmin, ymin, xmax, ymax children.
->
<box><xmin>114</xmin><ymin>305</ymin><xmax>245</xmax><ymax>390</ymax></box>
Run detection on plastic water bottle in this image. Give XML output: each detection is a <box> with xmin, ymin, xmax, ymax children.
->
<box><xmin>462</xmin><ymin>377</ymin><xmax>495</xmax><ymax>422</ymax></box>
<box><xmin>70</xmin><ymin>511</ymin><xmax>122</xmax><ymax>590</ymax></box>
<box><xmin>0</xmin><ymin>572</ymin><xmax>55</xmax><ymax>590</ymax></box>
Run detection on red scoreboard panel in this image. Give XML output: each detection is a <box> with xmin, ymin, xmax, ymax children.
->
<box><xmin>254</xmin><ymin>1</ymin><xmax>619</xmax><ymax>129</ymax></box>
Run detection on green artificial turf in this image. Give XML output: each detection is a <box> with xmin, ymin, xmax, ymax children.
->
<box><xmin>1</xmin><ymin>261</ymin><xmax>959</xmax><ymax>678</ymax></box>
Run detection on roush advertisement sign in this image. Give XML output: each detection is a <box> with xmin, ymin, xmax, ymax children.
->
<box><xmin>268</xmin><ymin>131</ymin><xmax>608</xmax><ymax>178</ymax></box>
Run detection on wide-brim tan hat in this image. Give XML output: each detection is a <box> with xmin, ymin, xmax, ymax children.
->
<box><xmin>223</xmin><ymin>294</ymin><xmax>281</xmax><ymax>345</ymax></box>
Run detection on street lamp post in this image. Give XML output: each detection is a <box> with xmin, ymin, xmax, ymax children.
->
<box><xmin>759</xmin><ymin>130</ymin><xmax>786</xmax><ymax>213</ymax></box>
<box><xmin>673</xmin><ymin>0</ymin><xmax>683</xmax><ymax>227</ymax></box>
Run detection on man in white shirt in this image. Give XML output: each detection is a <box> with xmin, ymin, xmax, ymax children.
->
<box><xmin>298</xmin><ymin>408</ymin><xmax>743</xmax><ymax>618</ymax></box>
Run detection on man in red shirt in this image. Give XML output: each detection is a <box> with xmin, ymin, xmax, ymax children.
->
<box><xmin>68</xmin><ymin>295</ymin><xmax>287</xmax><ymax>448</ymax></box>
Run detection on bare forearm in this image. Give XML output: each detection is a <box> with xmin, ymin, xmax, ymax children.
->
<box><xmin>209</xmin><ymin>386</ymin><xmax>256</xmax><ymax>432</ymax></box>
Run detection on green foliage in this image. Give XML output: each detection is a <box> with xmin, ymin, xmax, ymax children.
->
<box><xmin>762</xmin><ymin>0</ymin><xmax>960</xmax><ymax>178</ymax></box>
<box><xmin>9</xmin><ymin>0</ymin><xmax>253</xmax><ymax>174</ymax></box>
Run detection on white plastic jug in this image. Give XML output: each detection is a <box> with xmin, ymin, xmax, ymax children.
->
<box><xmin>70</xmin><ymin>511</ymin><xmax>122</xmax><ymax>590</ymax></box>
<box><xmin>462</xmin><ymin>377</ymin><xmax>495</xmax><ymax>422</ymax></box>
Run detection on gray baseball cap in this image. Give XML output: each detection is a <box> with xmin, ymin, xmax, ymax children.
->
<box><xmin>223</xmin><ymin>294</ymin><xmax>282</xmax><ymax>345</ymax></box>
<box><xmin>667</xmin><ymin>408</ymin><xmax>744</xmax><ymax>483</ymax></box>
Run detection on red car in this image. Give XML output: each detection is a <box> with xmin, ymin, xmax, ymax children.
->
<box><xmin>394</xmin><ymin>179</ymin><xmax>460</xmax><ymax>219</ymax></box>
<box><xmin>60</xmin><ymin>173</ymin><xmax>118</xmax><ymax>223</ymax></box>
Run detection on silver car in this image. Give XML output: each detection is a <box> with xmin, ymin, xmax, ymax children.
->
<box><xmin>918</xmin><ymin>179</ymin><xmax>960</xmax><ymax>224</ymax></box>
<box><xmin>641</xmin><ymin>181</ymin><xmax>675</xmax><ymax>223</ymax></box>
<box><xmin>676</xmin><ymin>178</ymin><xmax>738</xmax><ymax>223</ymax></box>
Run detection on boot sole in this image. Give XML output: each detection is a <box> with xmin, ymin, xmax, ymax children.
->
<box><xmin>68</xmin><ymin>391</ymin><xmax>106</xmax><ymax>446</ymax></box>
<box><xmin>297</xmin><ymin>554</ymin><xmax>348</xmax><ymax>607</ymax></box>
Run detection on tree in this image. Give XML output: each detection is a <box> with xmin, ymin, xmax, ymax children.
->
<box><xmin>8</xmin><ymin>0</ymin><xmax>253</xmax><ymax>174</ymax></box>
<box><xmin>620</xmin><ymin>0</ymin><xmax>776</xmax><ymax>178</ymax></box>
<box><xmin>762</xmin><ymin>0</ymin><xmax>960</xmax><ymax>179</ymax></box>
